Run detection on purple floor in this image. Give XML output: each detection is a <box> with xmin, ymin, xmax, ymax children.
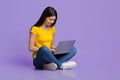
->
<box><xmin>0</xmin><ymin>49</ymin><xmax>120</xmax><ymax>80</ymax></box>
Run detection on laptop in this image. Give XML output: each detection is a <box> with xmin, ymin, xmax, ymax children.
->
<box><xmin>54</xmin><ymin>40</ymin><xmax>76</xmax><ymax>55</ymax></box>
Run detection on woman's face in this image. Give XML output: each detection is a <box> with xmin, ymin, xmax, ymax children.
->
<box><xmin>44</xmin><ymin>16</ymin><xmax>56</xmax><ymax>27</ymax></box>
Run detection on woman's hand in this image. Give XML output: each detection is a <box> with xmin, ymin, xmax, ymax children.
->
<box><xmin>51</xmin><ymin>44</ymin><xmax>56</xmax><ymax>49</ymax></box>
<box><xmin>50</xmin><ymin>48</ymin><xmax>56</xmax><ymax>53</ymax></box>
<box><xmin>50</xmin><ymin>44</ymin><xmax>56</xmax><ymax>53</ymax></box>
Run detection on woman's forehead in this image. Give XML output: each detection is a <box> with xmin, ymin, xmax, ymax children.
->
<box><xmin>47</xmin><ymin>16</ymin><xmax>56</xmax><ymax>19</ymax></box>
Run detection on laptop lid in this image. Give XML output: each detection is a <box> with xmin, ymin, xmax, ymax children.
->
<box><xmin>54</xmin><ymin>40</ymin><xmax>75</xmax><ymax>55</ymax></box>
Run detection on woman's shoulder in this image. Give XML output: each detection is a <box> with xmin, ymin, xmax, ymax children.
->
<box><xmin>51</xmin><ymin>26</ymin><xmax>56</xmax><ymax>29</ymax></box>
<box><xmin>51</xmin><ymin>26</ymin><xmax>56</xmax><ymax>32</ymax></box>
<box><xmin>31</xmin><ymin>26</ymin><xmax>40</xmax><ymax>30</ymax></box>
<box><xmin>31</xmin><ymin>26</ymin><xmax>38</xmax><ymax>29</ymax></box>
<box><xmin>30</xmin><ymin>26</ymin><xmax>39</xmax><ymax>33</ymax></box>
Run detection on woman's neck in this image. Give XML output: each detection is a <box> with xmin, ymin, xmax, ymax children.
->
<box><xmin>41</xmin><ymin>24</ymin><xmax>50</xmax><ymax>30</ymax></box>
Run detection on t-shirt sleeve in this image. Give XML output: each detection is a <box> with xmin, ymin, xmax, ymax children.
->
<box><xmin>30</xmin><ymin>26</ymin><xmax>38</xmax><ymax>35</ymax></box>
<box><xmin>52</xmin><ymin>26</ymin><xmax>56</xmax><ymax>34</ymax></box>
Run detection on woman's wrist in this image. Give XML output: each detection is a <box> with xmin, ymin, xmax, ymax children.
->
<box><xmin>51</xmin><ymin>44</ymin><xmax>56</xmax><ymax>49</ymax></box>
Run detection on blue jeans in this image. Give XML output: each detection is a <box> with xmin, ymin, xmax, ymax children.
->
<box><xmin>33</xmin><ymin>46</ymin><xmax>77</xmax><ymax>69</ymax></box>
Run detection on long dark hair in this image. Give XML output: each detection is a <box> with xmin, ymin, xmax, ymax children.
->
<box><xmin>33</xmin><ymin>6</ymin><xmax>57</xmax><ymax>27</ymax></box>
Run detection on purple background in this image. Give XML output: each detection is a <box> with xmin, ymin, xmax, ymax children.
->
<box><xmin>0</xmin><ymin>0</ymin><xmax>120</xmax><ymax>80</ymax></box>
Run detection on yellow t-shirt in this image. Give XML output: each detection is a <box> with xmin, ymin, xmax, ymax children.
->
<box><xmin>30</xmin><ymin>26</ymin><xmax>56</xmax><ymax>58</ymax></box>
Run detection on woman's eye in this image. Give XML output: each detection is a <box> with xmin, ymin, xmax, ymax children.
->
<box><xmin>50</xmin><ymin>19</ymin><xmax>55</xmax><ymax>21</ymax></box>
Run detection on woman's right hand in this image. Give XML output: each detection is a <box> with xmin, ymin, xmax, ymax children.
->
<box><xmin>50</xmin><ymin>48</ymin><xmax>56</xmax><ymax>53</ymax></box>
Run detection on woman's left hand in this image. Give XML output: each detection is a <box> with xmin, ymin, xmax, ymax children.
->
<box><xmin>50</xmin><ymin>48</ymin><xmax>56</xmax><ymax>53</ymax></box>
<box><xmin>51</xmin><ymin>44</ymin><xmax>56</xmax><ymax>49</ymax></box>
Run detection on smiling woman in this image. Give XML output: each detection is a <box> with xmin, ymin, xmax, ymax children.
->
<box><xmin>28</xmin><ymin>6</ymin><xmax>77</xmax><ymax>71</ymax></box>
<box><xmin>43</xmin><ymin>16</ymin><xmax>56</xmax><ymax>28</ymax></box>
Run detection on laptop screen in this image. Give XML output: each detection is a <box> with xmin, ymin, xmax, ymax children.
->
<box><xmin>54</xmin><ymin>40</ymin><xmax>75</xmax><ymax>55</ymax></box>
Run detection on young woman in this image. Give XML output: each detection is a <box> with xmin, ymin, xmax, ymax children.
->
<box><xmin>28</xmin><ymin>6</ymin><xmax>77</xmax><ymax>70</ymax></box>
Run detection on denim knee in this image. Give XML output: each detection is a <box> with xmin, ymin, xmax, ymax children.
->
<box><xmin>39</xmin><ymin>46</ymin><xmax>49</xmax><ymax>51</ymax></box>
<box><xmin>70</xmin><ymin>47</ymin><xmax>77</xmax><ymax>56</ymax></box>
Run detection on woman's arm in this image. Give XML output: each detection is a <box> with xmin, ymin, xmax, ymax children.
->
<box><xmin>50</xmin><ymin>33</ymin><xmax>56</xmax><ymax>52</ymax></box>
<box><xmin>51</xmin><ymin>32</ymin><xmax>56</xmax><ymax>48</ymax></box>
<box><xmin>28</xmin><ymin>32</ymin><xmax>39</xmax><ymax>52</ymax></box>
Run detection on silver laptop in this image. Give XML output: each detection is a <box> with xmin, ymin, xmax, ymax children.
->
<box><xmin>54</xmin><ymin>40</ymin><xmax>75</xmax><ymax>55</ymax></box>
